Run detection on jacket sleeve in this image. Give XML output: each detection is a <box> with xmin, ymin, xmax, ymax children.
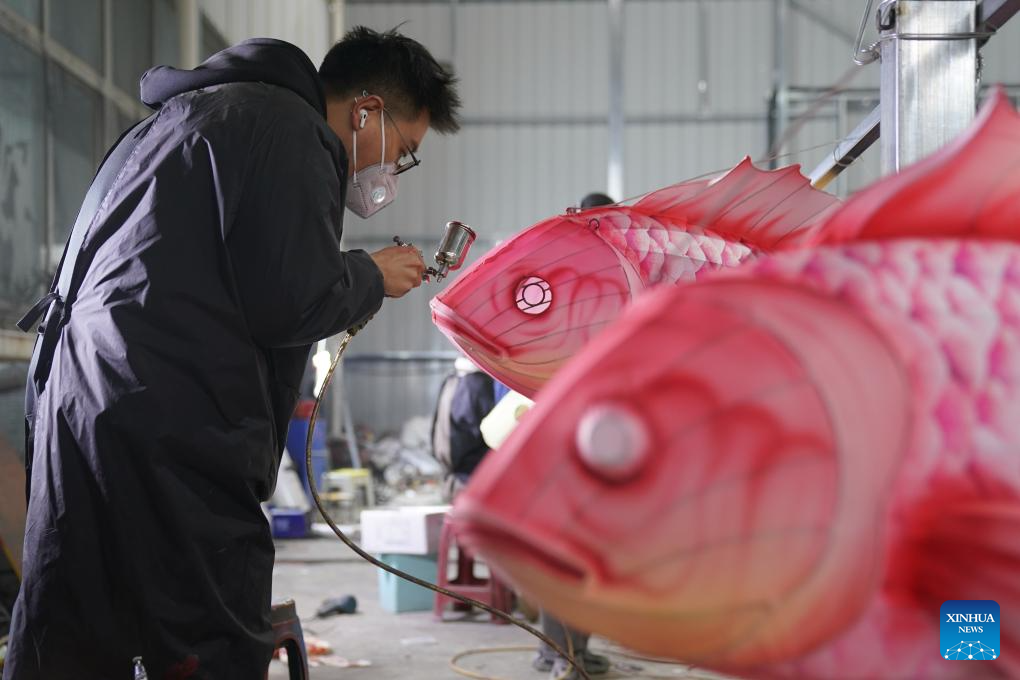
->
<box><xmin>228</xmin><ymin>102</ymin><xmax>384</xmax><ymax>348</ymax></box>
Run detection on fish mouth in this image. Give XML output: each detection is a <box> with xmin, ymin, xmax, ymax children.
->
<box><xmin>451</xmin><ymin>502</ymin><xmax>593</xmax><ymax>589</ymax></box>
<box><xmin>430</xmin><ymin>297</ymin><xmax>509</xmax><ymax>360</ymax></box>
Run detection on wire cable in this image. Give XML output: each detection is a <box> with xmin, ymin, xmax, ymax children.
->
<box><xmin>305</xmin><ymin>324</ymin><xmax>591</xmax><ymax>680</ymax></box>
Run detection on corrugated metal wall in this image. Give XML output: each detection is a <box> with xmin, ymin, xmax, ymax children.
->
<box><xmin>205</xmin><ymin>0</ymin><xmax>1020</xmax><ymax>434</ymax></box>
<box><xmin>200</xmin><ymin>0</ymin><xmax>331</xmax><ymax>63</ymax></box>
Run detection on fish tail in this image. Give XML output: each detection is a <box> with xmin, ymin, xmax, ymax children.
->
<box><xmin>889</xmin><ymin>483</ymin><xmax>1020</xmax><ymax>677</ymax></box>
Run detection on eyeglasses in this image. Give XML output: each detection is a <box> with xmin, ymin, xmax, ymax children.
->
<box><xmin>383</xmin><ymin>108</ymin><xmax>422</xmax><ymax>175</ymax></box>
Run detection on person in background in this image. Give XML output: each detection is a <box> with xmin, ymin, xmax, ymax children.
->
<box><xmin>431</xmin><ymin>356</ymin><xmax>496</xmax><ymax>501</ymax></box>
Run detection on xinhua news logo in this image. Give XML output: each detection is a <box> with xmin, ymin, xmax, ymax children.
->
<box><xmin>941</xmin><ymin>600</ymin><xmax>1000</xmax><ymax>661</ymax></box>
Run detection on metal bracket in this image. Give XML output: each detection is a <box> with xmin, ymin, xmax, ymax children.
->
<box><xmin>822</xmin><ymin>0</ymin><xmax>1018</xmax><ymax>186</ymax></box>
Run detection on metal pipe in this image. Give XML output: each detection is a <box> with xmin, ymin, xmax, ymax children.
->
<box><xmin>178</xmin><ymin>0</ymin><xmax>200</xmax><ymax>69</ymax></box>
<box><xmin>328</xmin><ymin>0</ymin><xmax>345</xmax><ymax>44</ymax></box>
<box><xmin>809</xmin><ymin>105</ymin><xmax>881</xmax><ymax>189</ymax></box>
<box><xmin>449</xmin><ymin>0</ymin><xmax>458</xmax><ymax>67</ymax></box>
<box><xmin>696</xmin><ymin>0</ymin><xmax>709</xmax><ymax>115</ymax></box>
<box><xmin>771</xmin><ymin>0</ymin><xmax>790</xmax><ymax>166</ymax></box>
<box><xmin>607</xmin><ymin>0</ymin><xmax>625</xmax><ymax>201</ymax></box>
<box><xmin>880</xmin><ymin>0</ymin><xmax>978</xmax><ymax>174</ymax></box>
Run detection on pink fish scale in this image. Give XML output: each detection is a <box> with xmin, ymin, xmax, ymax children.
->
<box><xmin>596</xmin><ymin>209</ymin><xmax>760</xmax><ymax>286</ymax></box>
<box><xmin>624</xmin><ymin>227</ymin><xmax>656</xmax><ymax>270</ymax></box>
<box><xmin>640</xmin><ymin>222</ymin><xmax>671</xmax><ymax>281</ymax></box>
<box><xmin>731</xmin><ymin>239</ymin><xmax>1020</xmax><ymax>494</ymax></box>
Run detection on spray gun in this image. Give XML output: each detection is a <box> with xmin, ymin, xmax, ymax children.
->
<box><xmin>393</xmin><ymin>220</ymin><xmax>477</xmax><ymax>283</ymax></box>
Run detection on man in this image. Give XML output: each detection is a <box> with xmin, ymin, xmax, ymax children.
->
<box><xmin>5</xmin><ymin>27</ymin><xmax>460</xmax><ymax>679</ymax></box>
<box><xmin>431</xmin><ymin>355</ymin><xmax>496</xmax><ymax>502</ymax></box>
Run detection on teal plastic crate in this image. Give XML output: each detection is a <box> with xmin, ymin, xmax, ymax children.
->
<box><xmin>376</xmin><ymin>553</ymin><xmax>438</xmax><ymax>613</ymax></box>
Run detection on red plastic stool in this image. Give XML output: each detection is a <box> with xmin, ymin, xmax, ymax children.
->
<box><xmin>433</xmin><ymin>515</ymin><xmax>514</xmax><ymax>623</ymax></box>
<box><xmin>268</xmin><ymin>599</ymin><xmax>309</xmax><ymax>680</ymax></box>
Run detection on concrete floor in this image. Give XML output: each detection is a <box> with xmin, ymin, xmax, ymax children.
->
<box><xmin>268</xmin><ymin>535</ymin><xmax>738</xmax><ymax>680</ymax></box>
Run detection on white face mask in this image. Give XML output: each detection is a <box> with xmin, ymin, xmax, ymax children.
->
<box><xmin>345</xmin><ymin>109</ymin><xmax>399</xmax><ymax>218</ymax></box>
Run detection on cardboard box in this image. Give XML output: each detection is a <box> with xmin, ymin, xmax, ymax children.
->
<box><xmin>359</xmin><ymin>506</ymin><xmax>449</xmax><ymax>555</ymax></box>
<box><xmin>376</xmin><ymin>553</ymin><xmax>439</xmax><ymax>613</ymax></box>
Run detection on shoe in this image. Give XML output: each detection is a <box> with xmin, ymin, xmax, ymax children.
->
<box><xmin>539</xmin><ymin>650</ymin><xmax>611</xmax><ymax>678</ymax></box>
<box><xmin>579</xmin><ymin>651</ymin><xmax>609</xmax><ymax>674</ymax></box>
<box><xmin>549</xmin><ymin>657</ymin><xmax>580</xmax><ymax>680</ymax></box>
<box><xmin>532</xmin><ymin>653</ymin><xmax>554</xmax><ymax>673</ymax></box>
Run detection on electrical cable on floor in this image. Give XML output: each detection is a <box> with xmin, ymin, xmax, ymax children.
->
<box><xmin>305</xmin><ymin>324</ymin><xmax>591</xmax><ymax>680</ymax></box>
<box><xmin>446</xmin><ymin>644</ymin><xmax>696</xmax><ymax>680</ymax></box>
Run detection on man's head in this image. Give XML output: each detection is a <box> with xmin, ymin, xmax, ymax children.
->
<box><xmin>320</xmin><ymin>26</ymin><xmax>461</xmax><ymax>179</ymax></box>
<box><xmin>580</xmin><ymin>192</ymin><xmax>615</xmax><ymax>209</ymax></box>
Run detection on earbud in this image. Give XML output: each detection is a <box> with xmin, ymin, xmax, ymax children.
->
<box><xmin>359</xmin><ymin>109</ymin><xmax>368</xmax><ymax>129</ymax></box>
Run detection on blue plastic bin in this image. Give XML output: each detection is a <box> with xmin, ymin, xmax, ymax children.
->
<box><xmin>270</xmin><ymin>508</ymin><xmax>309</xmax><ymax>538</ymax></box>
<box><xmin>376</xmin><ymin>553</ymin><xmax>438</xmax><ymax>613</ymax></box>
<box><xmin>286</xmin><ymin>399</ymin><xmax>329</xmax><ymax>501</ymax></box>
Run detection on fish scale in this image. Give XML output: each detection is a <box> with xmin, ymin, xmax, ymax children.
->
<box><xmin>432</xmin><ymin>158</ymin><xmax>841</xmax><ymax>397</ymax></box>
<box><xmin>726</xmin><ymin>238</ymin><xmax>1020</xmax><ymax>493</ymax></box>
<box><xmin>452</xmin><ymin>90</ymin><xmax>1020</xmax><ymax>679</ymax></box>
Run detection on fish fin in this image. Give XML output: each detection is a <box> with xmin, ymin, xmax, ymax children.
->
<box><xmin>889</xmin><ymin>482</ymin><xmax>1020</xmax><ymax>675</ymax></box>
<box><xmin>823</xmin><ymin>87</ymin><xmax>1020</xmax><ymax>244</ymax></box>
<box><xmin>632</xmin><ymin>157</ymin><xmax>842</xmax><ymax>251</ymax></box>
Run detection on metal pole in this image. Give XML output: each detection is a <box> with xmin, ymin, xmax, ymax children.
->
<box><xmin>696</xmin><ymin>0</ymin><xmax>710</xmax><ymax>115</ymax></box>
<box><xmin>771</xmin><ymin>0</ymin><xmax>790</xmax><ymax>166</ymax></box>
<box><xmin>808</xmin><ymin>0</ymin><xmax>1018</xmax><ymax>186</ymax></box>
<box><xmin>809</xmin><ymin>105</ymin><xmax>880</xmax><ymax>189</ymax></box>
<box><xmin>607</xmin><ymin>0</ymin><xmax>624</xmax><ymax>201</ymax></box>
<box><xmin>325</xmin><ymin>0</ymin><xmax>351</xmax><ymax>465</ymax></box>
<box><xmin>328</xmin><ymin>0</ymin><xmax>345</xmax><ymax>44</ymax></box>
<box><xmin>449</xmin><ymin>0</ymin><xmax>458</xmax><ymax>68</ymax></box>
<box><xmin>178</xmin><ymin>0</ymin><xmax>200</xmax><ymax>70</ymax></box>
<box><xmin>836</xmin><ymin>95</ymin><xmax>850</xmax><ymax>197</ymax></box>
<box><xmin>880</xmin><ymin>0</ymin><xmax>979</xmax><ymax>173</ymax></box>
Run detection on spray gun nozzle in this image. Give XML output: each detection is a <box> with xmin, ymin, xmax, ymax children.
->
<box><xmin>392</xmin><ymin>221</ymin><xmax>475</xmax><ymax>284</ymax></box>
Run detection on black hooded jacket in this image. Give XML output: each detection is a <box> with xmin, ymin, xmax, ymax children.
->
<box><xmin>4</xmin><ymin>39</ymin><xmax>383</xmax><ymax>680</ymax></box>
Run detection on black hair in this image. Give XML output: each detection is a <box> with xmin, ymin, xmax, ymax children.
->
<box><xmin>319</xmin><ymin>26</ymin><xmax>461</xmax><ymax>134</ymax></box>
<box><xmin>580</xmin><ymin>192</ymin><xmax>615</xmax><ymax>208</ymax></box>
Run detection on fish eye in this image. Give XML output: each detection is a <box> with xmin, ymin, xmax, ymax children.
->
<box><xmin>575</xmin><ymin>403</ymin><xmax>649</xmax><ymax>481</ymax></box>
<box><xmin>515</xmin><ymin>276</ymin><xmax>553</xmax><ymax>315</ymax></box>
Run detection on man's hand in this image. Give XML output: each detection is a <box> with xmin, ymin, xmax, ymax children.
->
<box><xmin>370</xmin><ymin>245</ymin><xmax>427</xmax><ymax>298</ymax></box>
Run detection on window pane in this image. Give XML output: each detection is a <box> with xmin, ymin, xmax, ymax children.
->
<box><xmin>1</xmin><ymin>0</ymin><xmax>41</xmax><ymax>26</ymax></box>
<box><xmin>113</xmin><ymin>0</ymin><xmax>153</xmax><ymax>94</ymax></box>
<box><xmin>48</xmin><ymin>0</ymin><xmax>103</xmax><ymax>71</ymax></box>
<box><xmin>154</xmin><ymin>0</ymin><xmax>179</xmax><ymax>68</ymax></box>
<box><xmin>47</xmin><ymin>63</ymin><xmax>102</xmax><ymax>249</ymax></box>
<box><xmin>0</xmin><ymin>33</ymin><xmax>46</xmax><ymax>327</ymax></box>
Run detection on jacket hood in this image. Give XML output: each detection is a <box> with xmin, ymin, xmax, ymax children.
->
<box><xmin>140</xmin><ymin>38</ymin><xmax>326</xmax><ymax>116</ymax></box>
